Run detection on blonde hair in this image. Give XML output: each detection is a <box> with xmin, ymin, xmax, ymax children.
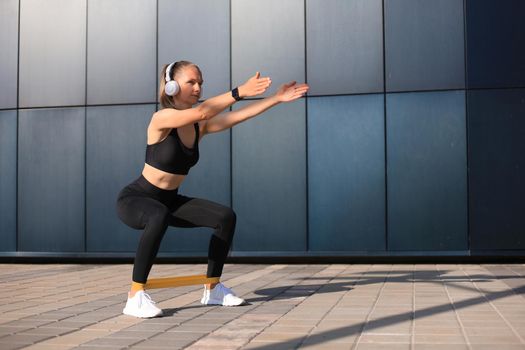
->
<box><xmin>159</xmin><ymin>61</ymin><xmax>202</xmax><ymax>109</ymax></box>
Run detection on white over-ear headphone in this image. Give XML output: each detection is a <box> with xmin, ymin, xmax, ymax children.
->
<box><xmin>164</xmin><ymin>62</ymin><xmax>180</xmax><ymax>96</ymax></box>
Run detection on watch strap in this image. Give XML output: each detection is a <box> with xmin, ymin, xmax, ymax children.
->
<box><xmin>232</xmin><ymin>87</ymin><xmax>243</xmax><ymax>101</ymax></box>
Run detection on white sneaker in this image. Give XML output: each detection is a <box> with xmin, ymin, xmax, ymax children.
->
<box><xmin>200</xmin><ymin>283</ymin><xmax>245</xmax><ymax>306</ymax></box>
<box><xmin>123</xmin><ymin>291</ymin><xmax>163</xmax><ymax>318</ymax></box>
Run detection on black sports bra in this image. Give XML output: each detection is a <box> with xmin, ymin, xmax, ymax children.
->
<box><xmin>145</xmin><ymin>123</ymin><xmax>199</xmax><ymax>175</ymax></box>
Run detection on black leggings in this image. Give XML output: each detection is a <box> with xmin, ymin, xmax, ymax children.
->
<box><xmin>116</xmin><ymin>175</ymin><xmax>236</xmax><ymax>284</ymax></box>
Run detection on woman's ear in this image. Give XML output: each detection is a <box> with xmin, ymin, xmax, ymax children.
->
<box><xmin>165</xmin><ymin>80</ymin><xmax>180</xmax><ymax>96</ymax></box>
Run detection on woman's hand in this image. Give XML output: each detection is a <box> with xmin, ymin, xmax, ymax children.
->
<box><xmin>238</xmin><ymin>72</ymin><xmax>272</xmax><ymax>98</ymax></box>
<box><xmin>274</xmin><ymin>81</ymin><xmax>309</xmax><ymax>102</ymax></box>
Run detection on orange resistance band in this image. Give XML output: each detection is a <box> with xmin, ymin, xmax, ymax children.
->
<box><xmin>145</xmin><ymin>274</ymin><xmax>220</xmax><ymax>289</ymax></box>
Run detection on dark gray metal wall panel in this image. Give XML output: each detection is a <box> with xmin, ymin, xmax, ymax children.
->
<box><xmin>385</xmin><ymin>0</ymin><xmax>465</xmax><ymax>92</ymax></box>
<box><xmin>232</xmin><ymin>100</ymin><xmax>306</xmax><ymax>251</ymax></box>
<box><xmin>19</xmin><ymin>0</ymin><xmax>86</xmax><ymax>108</ymax></box>
<box><xmin>86</xmin><ymin>105</ymin><xmax>153</xmax><ymax>252</ymax></box>
<box><xmin>0</xmin><ymin>111</ymin><xmax>17</xmax><ymax>251</ymax></box>
<box><xmin>160</xmin><ymin>130</ymin><xmax>231</xmax><ymax>253</ymax></box>
<box><xmin>387</xmin><ymin>91</ymin><xmax>467</xmax><ymax>250</ymax></box>
<box><xmin>0</xmin><ymin>0</ymin><xmax>18</xmax><ymax>109</ymax></box>
<box><xmin>308</xmin><ymin>95</ymin><xmax>385</xmax><ymax>251</ymax></box>
<box><xmin>466</xmin><ymin>0</ymin><xmax>525</xmax><ymax>88</ymax></box>
<box><xmin>468</xmin><ymin>89</ymin><xmax>525</xmax><ymax>249</ymax></box>
<box><xmin>18</xmin><ymin>108</ymin><xmax>85</xmax><ymax>252</ymax></box>
<box><xmin>306</xmin><ymin>0</ymin><xmax>383</xmax><ymax>95</ymax></box>
<box><xmin>232</xmin><ymin>0</ymin><xmax>305</xmax><ymax>98</ymax></box>
<box><xmin>87</xmin><ymin>0</ymin><xmax>156</xmax><ymax>105</ymax></box>
<box><xmin>158</xmin><ymin>0</ymin><xmax>230</xmax><ymax>100</ymax></box>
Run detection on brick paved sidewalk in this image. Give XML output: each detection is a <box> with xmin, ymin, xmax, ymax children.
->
<box><xmin>0</xmin><ymin>263</ymin><xmax>524</xmax><ymax>349</ymax></box>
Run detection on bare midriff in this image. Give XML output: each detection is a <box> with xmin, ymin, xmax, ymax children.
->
<box><xmin>141</xmin><ymin>163</ymin><xmax>186</xmax><ymax>190</ymax></box>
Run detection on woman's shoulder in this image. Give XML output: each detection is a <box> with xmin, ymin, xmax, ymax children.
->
<box><xmin>150</xmin><ymin>108</ymin><xmax>175</xmax><ymax>129</ymax></box>
<box><xmin>153</xmin><ymin>107</ymin><xmax>173</xmax><ymax>118</ymax></box>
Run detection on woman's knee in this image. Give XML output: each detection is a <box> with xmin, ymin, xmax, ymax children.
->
<box><xmin>215</xmin><ymin>207</ymin><xmax>236</xmax><ymax>242</ymax></box>
<box><xmin>220</xmin><ymin>207</ymin><xmax>236</xmax><ymax>228</ymax></box>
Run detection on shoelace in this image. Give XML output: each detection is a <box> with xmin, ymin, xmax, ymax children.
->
<box><xmin>138</xmin><ymin>292</ymin><xmax>156</xmax><ymax>308</ymax></box>
<box><xmin>217</xmin><ymin>283</ymin><xmax>235</xmax><ymax>296</ymax></box>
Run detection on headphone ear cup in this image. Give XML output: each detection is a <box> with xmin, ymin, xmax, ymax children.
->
<box><xmin>164</xmin><ymin>80</ymin><xmax>180</xmax><ymax>96</ymax></box>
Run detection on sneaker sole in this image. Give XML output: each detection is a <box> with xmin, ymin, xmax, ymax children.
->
<box><xmin>201</xmin><ymin>298</ymin><xmax>245</xmax><ymax>306</ymax></box>
<box><xmin>123</xmin><ymin>308</ymin><xmax>163</xmax><ymax>318</ymax></box>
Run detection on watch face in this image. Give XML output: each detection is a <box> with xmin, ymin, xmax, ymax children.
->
<box><xmin>232</xmin><ymin>88</ymin><xmax>241</xmax><ymax>100</ymax></box>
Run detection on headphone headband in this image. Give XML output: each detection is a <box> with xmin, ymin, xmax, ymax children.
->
<box><xmin>165</xmin><ymin>62</ymin><xmax>175</xmax><ymax>82</ymax></box>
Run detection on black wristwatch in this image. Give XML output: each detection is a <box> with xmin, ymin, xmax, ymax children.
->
<box><xmin>231</xmin><ymin>87</ymin><xmax>243</xmax><ymax>101</ymax></box>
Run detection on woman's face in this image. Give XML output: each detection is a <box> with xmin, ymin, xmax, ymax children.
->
<box><xmin>174</xmin><ymin>66</ymin><xmax>203</xmax><ymax>106</ymax></box>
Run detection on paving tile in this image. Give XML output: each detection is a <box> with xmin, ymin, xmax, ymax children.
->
<box><xmin>251</xmin><ymin>331</ymin><xmax>307</xmax><ymax>342</ymax></box>
<box><xmin>413</xmin><ymin>326</ymin><xmax>463</xmax><ymax>335</ymax></box>
<box><xmin>510</xmin><ymin>321</ymin><xmax>525</xmax><ymax>328</ymax></box>
<box><xmin>131</xmin><ymin>338</ymin><xmax>193</xmax><ymax>349</ymax></box>
<box><xmin>0</xmin><ymin>333</ymin><xmax>53</xmax><ymax>344</ymax></box>
<box><xmin>456</xmin><ymin>311</ymin><xmax>501</xmax><ymax>320</ymax></box>
<box><xmin>21</xmin><ymin>345</ymin><xmax>72</xmax><ymax>350</ymax></box>
<box><xmin>463</xmin><ymin>327</ymin><xmax>518</xmax><ymax>336</ymax></box>
<box><xmin>0</xmin><ymin>341</ymin><xmax>30</xmax><ymax>350</ymax></box>
<box><xmin>170</xmin><ymin>323</ymin><xmax>219</xmax><ymax>332</ymax></box>
<box><xmin>355</xmin><ymin>344</ymin><xmax>410</xmax><ymax>350</ymax></box>
<box><xmin>358</xmin><ymin>334</ymin><xmax>411</xmax><ymax>344</ymax></box>
<box><xmin>362</xmin><ymin>326</ymin><xmax>411</xmax><ymax>335</ymax></box>
<box><xmin>40</xmin><ymin>321</ymin><xmax>92</xmax><ymax>330</ymax></box>
<box><xmin>414</xmin><ymin>334</ymin><xmax>467</xmax><ymax>344</ymax></box>
<box><xmin>83</xmin><ymin>336</ymin><xmax>142</xmax><ymax>347</ymax></box>
<box><xmin>243</xmin><ymin>341</ymin><xmax>302</xmax><ymax>350</ymax></box>
<box><xmin>76</xmin><ymin>347</ymin><xmax>127</xmax><ymax>350</ymax></box>
<box><xmin>302</xmin><ymin>333</ymin><xmax>357</xmax><ymax>345</ymax></box>
<box><xmin>412</xmin><ymin>345</ymin><xmax>469</xmax><ymax>350</ymax></box>
<box><xmin>1</xmin><ymin>264</ymin><xmax>525</xmax><ymax>350</ymax></box>
<box><xmin>460</xmin><ymin>320</ymin><xmax>511</xmax><ymax>327</ymax></box>
<box><xmin>107</xmin><ymin>330</ymin><xmax>160</xmax><ymax>339</ymax></box>
<box><xmin>18</xmin><ymin>327</ymin><xmax>73</xmax><ymax>337</ymax></box>
<box><xmin>468</xmin><ymin>335</ymin><xmax>523</xmax><ymax>344</ymax></box>
<box><xmin>3</xmin><ymin>319</ymin><xmax>54</xmax><ymax>328</ymax></box>
<box><xmin>273</xmin><ymin>318</ymin><xmax>320</xmax><ymax>326</ymax></box>
<box><xmin>122</xmin><ymin>323</ymin><xmax>174</xmax><ymax>332</ymax></box>
<box><xmin>414</xmin><ymin>320</ymin><xmax>461</xmax><ymax>327</ymax></box>
<box><xmin>0</xmin><ymin>325</ymin><xmax>34</xmax><ymax>335</ymax></box>
<box><xmin>300</xmin><ymin>341</ymin><xmax>354</xmax><ymax>349</ymax></box>
<box><xmin>264</xmin><ymin>325</ymin><xmax>313</xmax><ymax>333</ymax></box>
<box><xmin>469</xmin><ymin>345</ymin><xmax>525</xmax><ymax>350</ymax></box>
<box><xmin>149</xmin><ymin>331</ymin><xmax>204</xmax><ymax>341</ymax></box>
<box><xmin>36</xmin><ymin>330</ymin><xmax>111</xmax><ymax>345</ymax></box>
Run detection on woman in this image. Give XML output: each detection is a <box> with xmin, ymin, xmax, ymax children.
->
<box><xmin>116</xmin><ymin>61</ymin><xmax>309</xmax><ymax>318</ymax></box>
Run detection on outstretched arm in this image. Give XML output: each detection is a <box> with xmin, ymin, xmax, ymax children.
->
<box><xmin>202</xmin><ymin>81</ymin><xmax>309</xmax><ymax>135</ymax></box>
<box><xmin>151</xmin><ymin>72</ymin><xmax>271</xmax><ymax>130</ymax></box>
<box><xmin>198</xmin><ymin>72</ymin><xmax>271</xmax><ymax>119</ymax></box>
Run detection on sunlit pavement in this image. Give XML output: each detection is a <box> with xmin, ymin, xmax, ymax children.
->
<box><xmin>0</xmin><ymin>263</ymin><xmax>524</xmax><ymax>349</ymax></box>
